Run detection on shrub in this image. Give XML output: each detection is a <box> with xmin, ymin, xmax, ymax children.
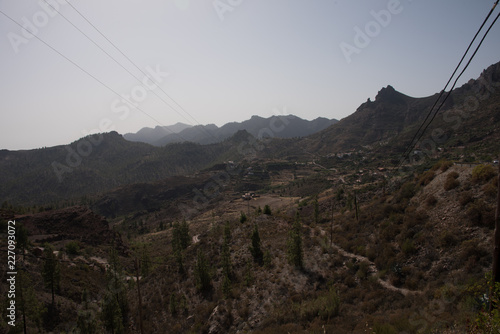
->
<box><xmin>418</xmin><ymin>170</ymin><xmax>435</xmax><ymax>186</ymax></box>
<box><xmin>472</xmin><ymin>164</ymin><xmax>496</xmax><ymax>183</ymax></box>
<box><xmin>459</xmin><ymin>191</ymin><xmax>474</xmax><ymax>207</ymax></box>
<box><xmin>373</xmin><ymin>323</ymin><xmax>398</xmax><ymax>334</ymax></box>
<box><xmin>483</xmin><ymin>176</ymin><xmax>498</xmax><ymax>198</ymax></box>
<box><xmin>65</xmin><ymin>241</ymin><xmax>80</xmax><ymax>255</ymax></box>
<box><xmin>440</xmin><ymin>160</ymin><xmax>453</xmax><ymax>172</ymax></box>
<box><xmin>425</xmin><ymin>194</ymin><xmax>438</xmax><ymax>206</ymax></box>
<box><xmin>401</xmin><ymin>239</ymin><xmax>416</xmax><ymax>255</ymax></box>
<box><xmin>438</xmin><ymin>230</ymin><xmax>458</xmax><ymax>248</ymax></box>
<box><xmin>444</xmin><ymin>176</ymin><xmax>460</xmax><ymax>191</ymax></box>
<box><xmin>467</xmin><ymin>200</ymin><xmax>495</xmax><ymax>227</ymax></box>
<box><xmin>263</xmin><ymin>205</ymin><xmax>272</xmax><ymax>215</ymax></box>
<box><xmin>397</xmin><ymin>182</ymin><xmax>417</xmax><ymax>202</ymax></box>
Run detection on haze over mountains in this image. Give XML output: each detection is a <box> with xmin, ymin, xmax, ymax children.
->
<box><xmin>123</xmin><ymin>115</ymin><xmax>338</xmax><ymax>146</ymax></box>
<box><xmin>1</xmin><ymin>60</ymin><xmax>499</xmax><ymax>207</ymax></box>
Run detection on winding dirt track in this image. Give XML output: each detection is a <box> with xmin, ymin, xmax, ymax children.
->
<box><xmin>317</xmin><ymin>227</ymin><xmax>417</xmax><ymax>296</ymax></box>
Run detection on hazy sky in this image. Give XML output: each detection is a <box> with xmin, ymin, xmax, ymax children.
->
<box><xmin>1</xmin><ymin>0</ymin><xmax>499</xmax><ymax>150</ymax></box>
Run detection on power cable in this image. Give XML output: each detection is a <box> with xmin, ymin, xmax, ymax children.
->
<box><xmin>0</xmin><ymin>9</ymin><xmax>188</xmax><ymax>143</ymax></box>
<box><xmin>61</xmin><ymin>0</ymin><xmax>219</xmax><ymax>142</ymax></box>
<box><xmin>39</xmin><ymin>0</ymin><xmax>192</xmax><ymax>140</ymax></box>
<box><xmin>394</xmin><ymin>0</ymin><xmax>500</xmax><ymax>171</ymax></box>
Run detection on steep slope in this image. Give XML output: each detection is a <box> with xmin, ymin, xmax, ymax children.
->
<box><xmin>308</xmin><ymin>85</ymin><xmax>439</xmax><ymax>153</ymax></box>
<box><xmin>297</xmin><ymin>61</ymin><xmax>500</xmax><ymax>158</ymax></box>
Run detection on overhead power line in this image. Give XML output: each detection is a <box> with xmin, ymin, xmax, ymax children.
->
<box><xmin>394</xmin><ymin>0</ymin><xmax>500</xmax><ymax>171</ymax></box>
<box><xmin>0</xmin><ymin>9</ymin><xmax>190</xmax><ymax>142</ymax></box>
<box><xmin>59</xmin><ymin>0</ymin><xmax>218</xmax><ymax>141</ymax></box>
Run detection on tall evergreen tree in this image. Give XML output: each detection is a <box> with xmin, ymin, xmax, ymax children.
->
<box><xmin>194</xmin><ymin>249</ymin><xmax>212</xmax><ymax>293</ymax></box>
<box><xmin>106</xmin><ymin>248</ymin><xmax>128</xmax><ymax>329</ymax></box>
<box><xmin>172</xmin><ymin>220</ymin><xmax>191</xmax><ymax>253</ymax></box>
<box><xmin>77</xmin><ymin>289</ymin><xmax>97</xmax><ymax>334</ymax></box>
<box><xmin>42</xmin><ymin>243</ymin><xmax>60</xmax><ymax>308</ymax></box>
<box><xmin>18</xmin><ymin>270</ymin><xmax>44</xmax><ymax>333</ymax></box>
<box><xmin>101</xmin><ymin>292</ymin><xmax>124</xmax><ymax>334</ymax></box>
<box><xmin>249</xmin><ymin>224</ymin><xmax>264</xmax><ymax>265</ymax></box>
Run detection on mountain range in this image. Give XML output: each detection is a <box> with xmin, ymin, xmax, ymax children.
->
<box><xmin>1</xmin><ymin>60</ymin><xmax>499</xmax><ymax>206</ymax></box>
<box><xmin>123</xmin><ymin>115</ymin><xmax>338</xmax><ymax>146</ymax></box>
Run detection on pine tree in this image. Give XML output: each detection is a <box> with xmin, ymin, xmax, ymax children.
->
<box><xmin>77</xmin><ymin>289</ymin><xmax>97</xmax><ymax>334</ymax></box>
<box><xmin>194</xmin><ymin>249</ymin><xmax>212</xmax><ymax>293</ymax></box>
<box><xmin>172</xmin><ymin>220</ymin><xmax>190</xmax><ymax>253</ymax></box>
<box><xmin>17</xmin><ymin>223</ymin><xmax>29</xmax><ymax>260</ymax></box>
<box><xmin>239</xmin><ymin>212</ymin><xmax>247</xmax><ymax>223</ymax></box>
<box><xmin>106</xmin><ymin>248</ymin><xmax>128</xmax><ymax>329</ymax></box>
<box><xmin>140</xmin><ymin>244</ymin><xmax>151</xmax><ymax>277</ymax></box>
<box><xmin>244</xmin><ymin>259</ymin><xmax>253</xmax><ymax>286</ymax></box>
<box><xmin>42</xmin><ymin>243</ymin><xmax>60</xmax><ymax>308</ymax></box>
<box><xmin>101</xmin><ymin>292</ymin><xmax>124</xmax><ymax>334</ymax></box>
<box><xmin>249</xmin><ymin>224</ymin><xmax>263</xmax><ymax>265</ymax></box>
<box><xmin>169</xmin><ymin>293</ymin><xmax>177</xmax><ymax>316</ymax></box>
<box><xmin>287</xmin><ymin>211</ymin><xmax>304</xmax><ymax>269</ymax></box>
<box><xmin>18</xmin><ymin>270</ymin><xmax>44</xmax><ymax>332</ymax></box>
<box><xmin>180</xmin><ymin>220</ymin><xmax>191</xmax><ymax>249</ymax></box>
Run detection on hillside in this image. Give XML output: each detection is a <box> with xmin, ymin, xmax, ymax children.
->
<box><xmin>274</xmin><ymin>61</ymin><xmax>500</xmax><ymax>160</ymax></box>
<box><xmin>0</xmin><ymin>130</ymin><xmax>256</xmax><ymax>206</ymax></box>
<box><xmin>1</xmin><ymin>156</ymin><xmax>498</xmax><ymax>333</ymax></box>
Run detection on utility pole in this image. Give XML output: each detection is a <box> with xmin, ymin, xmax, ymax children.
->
<box><xmin>491</xmin><ymin>156</ymin><xmax>500</xmax><ymax>312</ymax></box>
<box><xmin>134</xmin><ymin>258</ymin><xmax>144</xmax><ymax>334</ymax></box>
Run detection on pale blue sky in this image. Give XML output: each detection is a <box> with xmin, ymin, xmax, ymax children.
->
<box><xmin>1</xmin><ymin>0</ymin><xmax>499</xmax><ymax>149</ymax></box>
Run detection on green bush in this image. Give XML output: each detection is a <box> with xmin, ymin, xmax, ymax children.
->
<box><xmin>65</xmin><ymin>241</ymin><xmax>80</xmax><ymax>255</ymax></box>
<box><xmin>472</xmin><ymin>164</ymin><xmax>496</xmax><ymax>183</ymax></box>
<box><xmin>418</xmin><ymin>170</ymin><xmax>435</xmax><ymax>186</ymax></box>
<box><xmin>397</xmin><ymin>182</ymin><xmax>417</xmax><ymax>201</ymax></box>
<box><xmin>401</xmin><ymin>239</ymin><xmax>416</xmax><ymax>255</ymax></box>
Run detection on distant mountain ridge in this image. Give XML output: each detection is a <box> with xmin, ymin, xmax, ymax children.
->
<box><xmin>123</xmin><ymin>122</ymin><xmax>192</xmax><ymax>143</ymax></box>
<box><xmin>124</xmin><ymin>115</ymin><xmax>338</xmax><ymax>146</ymax></box>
